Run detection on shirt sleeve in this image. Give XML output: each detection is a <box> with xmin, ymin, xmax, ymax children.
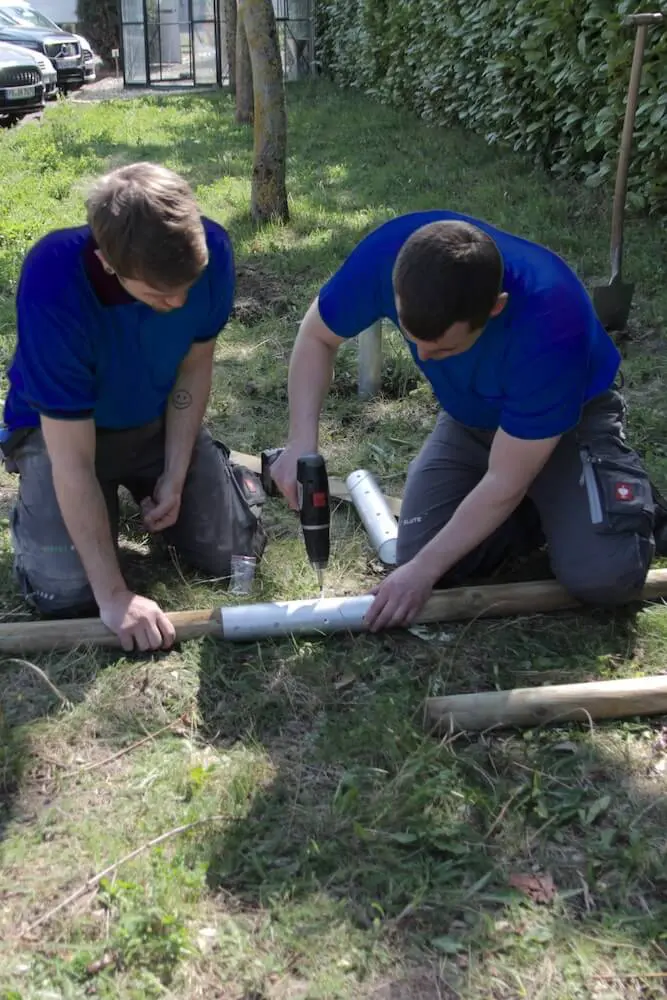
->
<box><xmin>500</xmin><ymin>295</ymin><xmax>597</xmax><ymax>440</ymax></box>
<box><xmin>317</xmin><ymin>225</ymin><xmax>392</xmax><ymax>338</ymax></box>
<box><xmin>195</xmin><ymin>224</ymin><xmax>236</xmax><ymax>343</ymax></box>
<box><xmin>14</xmin><ymin>294</ymin><xmax>96</xmax><ymax>421</ymax></box>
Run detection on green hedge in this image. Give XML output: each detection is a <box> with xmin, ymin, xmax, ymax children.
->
<box><xmin>314</xmin><ymin>0</ymin><xmax>667</xmax><ymax>213</ymax></box>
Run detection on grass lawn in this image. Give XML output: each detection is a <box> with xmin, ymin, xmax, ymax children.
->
<box><xmin>1</xmin><ymin>81</ymin><xmax>667</xmax><ymax>999</ymax></box>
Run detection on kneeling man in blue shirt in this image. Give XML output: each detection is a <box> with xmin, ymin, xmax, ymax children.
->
<box><xmin>270</xmin><ymin>211</ymin><xmax>657</xmax><ymax>630</ymax></box>
<box><xmin>3</xmin><ymin>162</ymin><xmax>260</xmax><ymax>652</ymax></box>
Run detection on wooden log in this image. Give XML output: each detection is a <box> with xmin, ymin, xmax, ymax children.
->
<box><xmin>0</xmin><ymin>609</ymin><xmax>221</xmax><ymax>656</ymax></box>
<box><xmin>425</xmin><ymin>674</ymin><xmax>667</xmax><ymax>733</ymax></box>
<box><xmin>230</xmin><ymin>449</ymin><xmax>403</xmax><ymax>516</ymax></box>
<box><xmin>0</xmin><ymin>570</ymin><xmax>666</xmax><ymax>657</ymax></box>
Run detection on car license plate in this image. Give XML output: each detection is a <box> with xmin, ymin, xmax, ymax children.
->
<box><xmin>56</xmin><ymin>55</ymin><xmax>79</xmax><ymax>67</ymax></box>
<box><xmin>6</xmin><ymin>85</ymin><xmax>35</xmax><ymax>99</ymax></box>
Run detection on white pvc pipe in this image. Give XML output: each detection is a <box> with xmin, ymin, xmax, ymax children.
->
<box><xmin>220</xmin><ymin>595</ymin><xmax>374</xmax><ymax>641</ymax></box>
<box><xmin>346</xmin><ymin>469</ymin><xmax>398</xmax><ymax>566</ymax></box>
<box><xmin>358</xmin><ymin>320</ymin><xmax>383</xmax><ymax>398</ymax></box>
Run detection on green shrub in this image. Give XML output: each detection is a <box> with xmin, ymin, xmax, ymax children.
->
<box><xmin>314</xmin><ymin>0</ymin><xmax>667</xmax><ymax>213</ymax></box>
<box><xmin>76</xmin><ymin>0</ymin><xmax>119</xmax><ymax>64</ymax></box>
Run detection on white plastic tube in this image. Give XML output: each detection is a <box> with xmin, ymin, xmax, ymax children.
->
<box><xmin>346</xmin><ymin>469</ymin><xmax>398</xmax><ymax>565</ymax></box>
<box><xmin>358</xmin><ymin>321</ymin><xmax>383</xmax><ymax>398</ymax></box>
<box><xmin>220</xmin><ymin>595</ymin><xmax>374</xmax><ymax>641</ymax></box>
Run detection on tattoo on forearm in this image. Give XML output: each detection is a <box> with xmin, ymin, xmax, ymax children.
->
<box><xmin>172</xmin><ymin>390</ymin><xmax>193</xmax><ymax>410</ymax></box>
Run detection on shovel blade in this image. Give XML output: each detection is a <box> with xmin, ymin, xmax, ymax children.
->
<box><xmin>592</xmin><ymin>279</ymin><xmax>635</xmax><ymax>332</ymax></box>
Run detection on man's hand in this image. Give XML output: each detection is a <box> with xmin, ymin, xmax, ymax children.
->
<box><xmin>364</xmin><ymin>558</ymin><xmax>438</xmax><ymax>633</ymax></box>
<box><xmin>141</xmin><ymin>473</ymin><xmax>183</xmax><ymax>532</ymax></box>
<box><xmin>270</xmin><ymin>445</ymin><xmax>303</xmax><ymax>510</ymax></box>
<box><xmin>99</xmin><ymin>589</ymin><xmax>176</xmax><ymax>652</ymax></box>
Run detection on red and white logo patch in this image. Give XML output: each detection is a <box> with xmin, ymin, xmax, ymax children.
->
<box><xmin>615</xmin><ymin>482</ymin><xmax>634</xmax><ymax>502</ymax></box>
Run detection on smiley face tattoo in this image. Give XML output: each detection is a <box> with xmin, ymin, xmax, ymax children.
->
<box><xmin>172</xmin><ymin>389</ymin><xmax>193</xmax><ymax>409</ymax></box>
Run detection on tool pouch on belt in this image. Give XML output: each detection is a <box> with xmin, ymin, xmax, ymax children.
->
<box><xmin>579</xmin><ymin>445</ymin><xmax>655</xmax><ymax>538</ymax></box>
<box><xmin>214</xmin><ymin>439</ymin><xmax>268</xmax><ymax>567</ymax></box>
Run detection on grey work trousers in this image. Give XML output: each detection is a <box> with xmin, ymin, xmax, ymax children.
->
<box><xmin>396</xmin><ymin>389</ymin><xmax>655</xmax><ymax>605</ymax></box>
<box><xmin>7</xmin><ymin>420</ymin><xmax>253</xmax><ymax>617</ymax></box>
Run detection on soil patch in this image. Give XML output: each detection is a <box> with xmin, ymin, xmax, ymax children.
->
<box><xmin>232</xmin><ymin>265</ymin><xmax>295</xmax><ymax>326</ymax></box>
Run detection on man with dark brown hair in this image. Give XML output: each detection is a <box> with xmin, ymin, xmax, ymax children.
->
<box><xmin>2</xmin><ymin>162</ymin><xmax>265</xmax><ymax>652</ymax></box>
<box><xmin>271</xmin><ymin>211</ymin><xmax>657</xmax><ymax>630</ymax></box>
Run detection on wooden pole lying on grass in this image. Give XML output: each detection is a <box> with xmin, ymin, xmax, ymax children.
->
<box><xmin>425</xmin><ymin>674</ymin><xmax>667</xmax><ymax>734</ymax></box>
<box><xmin>1</xmin><ymin>570</ymin><xmax>667</xmax><ymax>657</ymax></box>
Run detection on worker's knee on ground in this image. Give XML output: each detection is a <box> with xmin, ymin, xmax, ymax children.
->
<box><xmin>552</xmin><ymin>535</ymin><xmax>653</xmax><ymax>606</ymax></box>
<box><xmin>396</xmin><ymin>523</ymin><xmax>427</xmax><ymax>567</ymax></box>
<box><xmin>14</xmin><ymin>564</ymin><xmax>96</xmax><ymax>618</ymax></box>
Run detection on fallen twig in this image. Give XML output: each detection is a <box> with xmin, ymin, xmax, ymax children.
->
<box><xmin>484</xmin><ymin>785</ymin><xmax>524</xmax><ymax>840</ymax></box>
<box><xmin>4</xmin><ymin>658</ymin><xmax>71</xmax><ymax>708</ymax></box>
<box><xmin>19</xmin><ymin>814</ymin><xmax>230</xmax><ymax>938</ymax></box>
<box><xmin>61</xmin><ymin>717</ymin><xmax>184</xmax><ymax>778</ymax></box>
<box><xmin>593</xmin><ymin>972</ymin><xmax>667</xmax><ymax>980</ymax></box>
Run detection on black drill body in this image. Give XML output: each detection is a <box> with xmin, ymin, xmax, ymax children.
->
<box><xmin>261</xmin><ymin>448</ymin><xmax>330</xmax><ymax>588</ymax></box>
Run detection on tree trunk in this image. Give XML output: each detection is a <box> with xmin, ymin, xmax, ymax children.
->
<box><xmin>239</xmin><ymin>0</ymin><xmax>289</xmax><ymax>224</ymax></box>
<box><xmin>235</xmin><ymin>5</ymin><xmax>253</xmax><ymax>124</ymax></box>
<box><xmin>224</xmin><ymin>0</ymin><xmax>237</xmax><ymax>95</ymax></box>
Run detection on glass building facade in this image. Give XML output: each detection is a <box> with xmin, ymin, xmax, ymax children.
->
<box><xmin>118</xmin><ymin>0</ymin><xmax>313</xmax><ymax>89</ymax></box>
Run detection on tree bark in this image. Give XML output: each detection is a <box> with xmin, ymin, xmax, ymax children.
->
<box><xmin>224</xmin><ymin>0</ymin><xmax>237</xmax><ymax>95</ymax></box>
<box><xmin>239</xmin><ymin>0</ymin><xmax>289</xmax><ymax>224</ymax></box>
<box><xmin>235</xmin><ymin>4</ymin><xmax>253</xmax><ymax>124</ymax></box>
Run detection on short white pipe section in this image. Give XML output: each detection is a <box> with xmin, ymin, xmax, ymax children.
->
<box><xmin>221</xmin><ymin>595</ymin><xmax>374</xmax><ymax>641</ymax></box>
<box><xmin>346</xmin><ymin>469</ymin><xmax>398</xmax><ymax>566</ymax></box>
<box><xmin>358</xmin><ymin>320</ymin><xmax>383</xmax><ymax>399</ymax></box>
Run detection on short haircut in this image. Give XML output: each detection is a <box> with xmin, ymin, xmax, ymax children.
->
<box><xmin>392</xmin><ymin>220</ymin><xmax>503</xmax><ymax>342</ymax></box>
<box><xmin>85</xmin><ymin>162</ymin><xmax>209</xmax><ymax>290</ymax></box>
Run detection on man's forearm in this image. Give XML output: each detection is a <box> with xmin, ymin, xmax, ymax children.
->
<box><xmin>287</xmin><ymin>327</ymin><xmax>336</xmax><ymax>450</ymax></box>
<box><xmin>163</xmin><ymin>360</ymin><xmax>211</xmax><ymax>485</ymax></box>
<box><xmin>417</xmin><ymin>474</ymin><xmax>527</xmax><ymax>583</ymax></box>
<box><xmin>52</xmin><ymin>466</ymin><xmax>126</xmax><ymax>606</ymax></box>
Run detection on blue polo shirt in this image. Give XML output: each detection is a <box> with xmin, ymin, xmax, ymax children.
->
<box><xmin>3</xmin><ymin>216</ymin><xmax>235</xmax><ymax>432</ymax></box>
<box><xmin>318</xmin><ymin>210</ymin><xmax>621</xmax><ymax>440</ymax></box>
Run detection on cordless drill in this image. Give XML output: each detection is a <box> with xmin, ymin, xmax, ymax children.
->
<box><xmin>261</xmin><ymin>448</ymin><xmax>330</xmax><ymax>592</ymax></box>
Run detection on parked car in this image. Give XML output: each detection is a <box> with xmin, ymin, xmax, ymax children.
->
<box><xmin>0</xmin><ymin>20</ymin><xmax>83</xmax><ymax>90</ymax></box>
<box><xmin>0</xmin><ymin>33</ymin><xmax>57</xmax><ymax>97</ymax></box>
<box><xmin>0</xmin><ymin>39</ymin><xmax>44</xmax><ymax>125</ymax></box>
<box><xmin>0</xmin><ymin>2</ymin><xmax>97</xmax><ymax>82</ymax></box>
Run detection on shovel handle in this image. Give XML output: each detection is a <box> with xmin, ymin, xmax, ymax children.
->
<box><xmin>609</xmin><ymin>22</ymin><xmax>648</xmax><ymax>282</ymax></box>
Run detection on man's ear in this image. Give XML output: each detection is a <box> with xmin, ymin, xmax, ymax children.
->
<box><xmin>94</xmin><ymin>249</ymin><xmax>115</xmax><ymax>275</ymax></box>
<box><xmin>489</xmin><ymin>292</ymin><xmax>509</xmax><ymax>318</ymax></box>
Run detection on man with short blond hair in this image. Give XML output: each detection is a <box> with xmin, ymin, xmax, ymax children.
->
<box><xmin>2</xmin><ymin>161</ymin><xmax>264</xmax><ymax>652</ymax></box>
